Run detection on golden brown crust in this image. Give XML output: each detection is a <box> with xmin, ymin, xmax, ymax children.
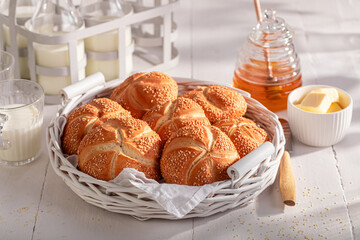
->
<box><xmin>108</xmin><ymin>72</ymin><xmax>146</xmax><ymax>104</ymax></box>
<box><xmin>78</xmin><ymin>116</ymin><xmax>162</xmax><ymax>181</ymax></box>
<box><xmin>61</xmin><ymin>98</ymin><xmax>130</xmax><ymax>155</ymax></box>
<box><xmin>182</xmin><ymin>85</ymin><xmax>247</xmax><ymax>123</ymax></box>
<box><xmin>160</xmin><ymin>125</ymin><xmax>239</xmax><ymax>186</ymax></box>
<box><xmin>214</xmin><ymin>117</ymin><xmax>268</xmax><ymax>158</ymax></box>
<box><xmin>110</xmin><ymin>72</ymin><xmax>178</xmax><ymax>118</ymax></box>
<box><xmin>142</xmin><ymin>97</ymin><xmax>211</xmax><ymax>143</ymax></box>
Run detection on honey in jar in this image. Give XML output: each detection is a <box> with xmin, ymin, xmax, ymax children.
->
<box><xmin>233</xmin><ymin>9</ymin><xmax>302</xmax><ymax>112</ymax></box>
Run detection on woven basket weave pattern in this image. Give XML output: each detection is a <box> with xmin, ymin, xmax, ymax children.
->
<box><xmin>47</xmin><ymin>78</ymin><xmax>285</xmax><ymax>220</ymax></box>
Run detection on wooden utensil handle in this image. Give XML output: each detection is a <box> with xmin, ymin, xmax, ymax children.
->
<box><xmin>279</xmin><ymin>150</ymin><xmax>296</xmax><ymax>206</ymax></box>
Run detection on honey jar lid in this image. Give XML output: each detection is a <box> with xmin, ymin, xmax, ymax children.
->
<box><xmin>249</xmin><ymin>9</ymin><xmax>294</xmax><ymax>48</ymax></box>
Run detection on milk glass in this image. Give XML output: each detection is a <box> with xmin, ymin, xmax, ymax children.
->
<box><xmin>0</xmin><ymin>79</ymin><xmax>44</xmax><ymax>166</ymax></box>
<box><xmin>0</xmin><ymin>50</ymin><xmax>15</xmax><ymax>80</ymax></box>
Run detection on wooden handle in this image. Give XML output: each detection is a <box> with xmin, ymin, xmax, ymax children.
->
<box><xmin>279</xmin><ymin>151</ymin><xmax>296</xmax><ymax>206</ymax></box>
<box><xmin>253</xmin><ymin>0</ymin><xmax>263</xmax><ymax>22</ymax></box>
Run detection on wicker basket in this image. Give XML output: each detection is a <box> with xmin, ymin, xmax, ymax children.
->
<box><xmin>47</xmin><ymin>74</ymin><xmax>285</xmax><ymax>220</ymax></box>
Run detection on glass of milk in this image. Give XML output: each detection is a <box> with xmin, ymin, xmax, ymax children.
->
<box><xmin>0</xmin><ymin>79</ymin><xmax>44</xmax><ymax>166</ymax></box>
<box><xmin>0</xmin><ymin>50</ymin><xmax>15</xmax><ymax>80</ymax></box>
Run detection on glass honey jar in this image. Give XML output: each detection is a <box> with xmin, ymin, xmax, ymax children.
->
<box><xmin>233</xmin><ymin>9</ymin><xmax>302</xmax><ymax>112</ymax></box>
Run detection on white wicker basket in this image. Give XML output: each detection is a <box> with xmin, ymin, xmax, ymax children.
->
<box><xmin>47</xmin><ymin>74</ymin><xmax>285</xmax><ymax>220</ymax></box>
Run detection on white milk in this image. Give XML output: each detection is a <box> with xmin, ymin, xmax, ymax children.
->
<box><xmin>86</xmin><ymin>55</ymin><xmax>132</xmax><ymax>81</ymax></box>
<box><xmin>34</xmin><ymin>24</ymin><xmax>86</xmax><ymax>95</ymax></box>
<box><xmin>0</xmin><ymin>104</ymin><xmax>43</xmax><ymax>163</ymax></box>
<box><xmin>85</xmin><ymin>26</ymin><xmax>132</xmax><ymax>81</ymax></box>
<box><xmin>85</xmin><ymin>27</ymin><xmax>132</xmax><ymax>52</ymax></box>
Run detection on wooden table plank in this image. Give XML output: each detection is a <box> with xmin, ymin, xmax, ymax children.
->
<box><xmin>33</xmin><ymin>163</ymin><xmax>193</xmax><ymax>240</ymax></box>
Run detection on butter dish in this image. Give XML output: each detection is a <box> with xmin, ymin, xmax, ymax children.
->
<box><xmin>287</xmin><ymin>85</ymin><xmax>353</xmax><ymax>147</ymax></box>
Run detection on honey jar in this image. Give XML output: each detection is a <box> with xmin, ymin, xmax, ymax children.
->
<box><xmin>233</xmin><ymin>9</ymin><xmax>302</xmax><ymax>112</ymax></box>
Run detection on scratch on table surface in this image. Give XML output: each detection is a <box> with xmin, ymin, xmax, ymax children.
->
<box><xmin>30</xmin><ymin>160</ymin><xmax>50</xmax><ymax>240</ymax></box>
<box><xmin>192</xmin><ymin>218</ymin><xmax>195</xmax><ymax>240</ymax></box>
<box><xmin>332</xmin><ymin>145</ymin><xmax>355</xmax><ymax>240</ymax></box>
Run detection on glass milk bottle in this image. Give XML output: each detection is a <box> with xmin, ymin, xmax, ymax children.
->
<box><xmin>25</xmin><ymin>0</ymin><xmax>86</xmax><ymax>101</ymax></box>
<box><xmin>79</xmin><ymin>0</ymin><xmax>133</xmax><ymax>82</ymax></box>
<box><xmin>0</xmin><ymin>0</ymin><xmax>36</xmax><ymax>79</ymax></box>
<box><xmin>233</xmin><ymin>9</ymin><xmax>302</xmax><ymax>112</ymax></box>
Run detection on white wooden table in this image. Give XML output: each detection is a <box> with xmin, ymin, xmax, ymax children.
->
<box><xmin>1</xmin><ymin>0</ymin><xmax>360</xmax><ymax>239</ymax></box>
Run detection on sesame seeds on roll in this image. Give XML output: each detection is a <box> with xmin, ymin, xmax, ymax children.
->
<box><xmin>182</xmin><ymin>85</ymin><xmax>247</xmax><ymax>124</ymax></box>
<box><xmin>214</xmin><ymin>117</ymin><xmax>268</xmax><ymax>158</ymax></box>
<box><xmin>160</xmin><ymin>125</ymin><xmax>240</xmax><ymax>186</ymax></box>
<box><xmin>142</xmin><ymin>97</ymin><xmax>211</xmax><ymax>143</ymax></box>
<box><xmin>61</xmin><ymin>98</ymin><xmax>131</xmax><ymax>155</ymax></box>
<box><xmin>78</xmin><ymin>116</ymin><xmax>162</xmax><ymax>181</ymax></box>
<box><xmin>110</xmin><ymin>72</ymin><xmax>178</xmax><ymax>119</ymax></box>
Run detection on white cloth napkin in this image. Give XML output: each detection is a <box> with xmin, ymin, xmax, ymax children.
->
<box><xmin>68</xmin><ymin>155</ymin><xmax>216</xmax><ymax>218</ymax></box>
<box><xmin>111</xmin><ymin>168</ymin><xmax>216</xmax><ymax>218</ymax></box>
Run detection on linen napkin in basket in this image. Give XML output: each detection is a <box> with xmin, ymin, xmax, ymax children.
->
<box><xmin>112</xmin><ymin>168</ymin><xmax>216</xmax><ymax>218</ymax></box>
<box><xmin>67</xmin><ymin>156</ymin><xmax>216</xmax><ymax>218</ymax></box>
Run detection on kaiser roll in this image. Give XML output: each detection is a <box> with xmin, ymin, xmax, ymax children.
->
<box><xmin>142</xmin><ymin>97</ymin><xmax>211</xmax><ymax>143</ymax></box>
<box><xmin>78</xmin><ymin>116</ymin><xmax>162</xmax><ymax>181</ymax></box>
<box><xmin>160</xmin><ymin>125</ymin><xmax>240</xmax><ymax>186</ymax></box>
<box><xmin>182</xmin><ymin>85</ymin><xmax>247</xmax><ymax>123</ymax></box>
<box><xmin>110</xmin><ymin>72</ymin><xmax>178</xmax><ymax>118</ymax></box>
<box><xmin>62</xmin><ymin>98</ymin><xmax>131</xmax><ymax>155</ymax></box>
<box><xmin>214</xmin><ymin>117</ymin><xmax>268</xmax><ymax>158</ymax></box>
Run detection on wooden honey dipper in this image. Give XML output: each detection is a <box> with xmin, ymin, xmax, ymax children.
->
<box><xmin>253</xmin><ymin>0</ymin><xmax>274</xmax><ymax>81</ymax></box>
<box><xmin>253</xmin><ymin>0</ymin><xmax>296</xmax><ymax>206</ymax></box>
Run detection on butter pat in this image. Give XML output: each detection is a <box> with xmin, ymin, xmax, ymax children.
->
<box><xmin>296</xmin><ymin>87</ymin><xmax>341</xmax><ymax>113</ymax></box>
<box><xmin>327</xmin><ymin>102</ymin><xmax>342</xmax><ymax>113</ymax></box>
<box><xmin>296</xmin><ymin>92</ymin><xmax>332</xmax><ymax>113</ymax></box>
<box><xmin>310</xmin><ymin>87</ymin><xmax>339</xmax><ymax>103</ymax></box>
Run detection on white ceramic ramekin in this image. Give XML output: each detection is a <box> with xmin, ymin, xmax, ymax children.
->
<box><xmin>287</xmin><ymin>85</ymin><xmax>353</xmax><ymax>147</ymax></box>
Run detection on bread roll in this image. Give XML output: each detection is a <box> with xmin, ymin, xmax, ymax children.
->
<box><xmin>182</xmin><ymin>85</ymin><xmax>247</xmax><ymax>123</ymax></box>
<box><xmin>142</xmin><ymin>97</ymin><xmax>211</xmax><ymax>143</ymax></box>
<box><xmin>78</xmin><ymin>117</ymin><xmax>162</xmax><ymax>181</ymax></box>
<box><xmin>62</xmin><ymin>98</ymin><xmax>130</xmax><ymax>155</ymax></box>
<box><xmin>214</xmin><ymin>117</ymin><xmax>268</xmax><ymax>158</ymax></box>
<box><xmin>160</xmin><ymin>125</ymin><xmax>240</xmax><ymax>186</ymax></box>
<box><xmin>110</xmin><ymin>72</ymin><xmax>178</xmax><ymax>118</ymax></box>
